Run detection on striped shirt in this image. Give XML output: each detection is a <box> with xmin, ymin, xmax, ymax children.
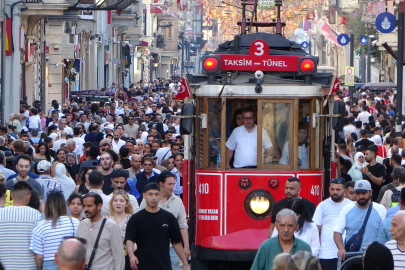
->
<box><xmin>0</xmin><ymin>206</ymin><xmax>42</xmax><ymax>270</ymax></box>
<box><xmin>386</xmin><ymin>240</ymin><xmax>405</xmax><ymax>269</ymax></box>
<box><xmin>30</xmin><ymin>216</ymin><xmax>80</xmax><ymax>261</ymax></box>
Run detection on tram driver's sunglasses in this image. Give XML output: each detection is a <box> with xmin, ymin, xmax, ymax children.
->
<box><xmin>62</xmin><ymin>236</ymin><xmax>87</xmax><ymax>245</ymax></box>
<box><xmin>243</xmin><ymin>117</ymin><xmax>255</xmax><ymax>121</ymax></box>
<box><xmin>330</xmin><ymin>178</ymin><xmax>345</xmax><ymax>184</ymax></box>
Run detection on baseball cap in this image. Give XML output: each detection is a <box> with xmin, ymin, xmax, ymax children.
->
<box><xmin>143</xmin><ymin>182</ymin><xmax>160</xmax><ymax>193</ymax></box>
<box><xmin>105</xmin><ymin>124</ymin><xmax>114</xmax><ymax>131</ymax></box>
<box><xmin>37</xmin><ymin>160</ymin><xmax>51</xmax><ymax>172</ymax></box>
<box><xmin>354</xmin><ymin>180</ymin><xmax>372</xmax><ymax>193</ymax></box>
<box><xmin>99</xmin><ymin>139</ymin><xmax>111</xmax><ymax>147</ymax></box>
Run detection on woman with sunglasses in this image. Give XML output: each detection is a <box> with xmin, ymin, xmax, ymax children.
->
<box><xmin>30</xmin><ymin>191</ymin><xmax>80</xmax><ymax>270</ymax></box>
<box><xmin>109</xmin><ymin>191</ymin><xmax>135</xmax><ymax>270</ymax></box>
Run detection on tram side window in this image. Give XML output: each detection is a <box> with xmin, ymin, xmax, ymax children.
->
<box><xmin>279</xmin><ymin>101</ymin><xmax>310</xmax><ymax>169</ymax></box>
<box><xmin>262</xmin><ymin>103</ymin><xmax>290</xmax><ymax>165</ymax></box>
<box><xmin>208</xmin><ymin>99</ymin><xmax>222</xmax><ymax>168</ymax></box>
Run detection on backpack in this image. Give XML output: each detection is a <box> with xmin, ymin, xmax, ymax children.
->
<box><xmin>388</xmin><ymin>184</ymin><xmax>401</xmax><ymax>207</ymax></box>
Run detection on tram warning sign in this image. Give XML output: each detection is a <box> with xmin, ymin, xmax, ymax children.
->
<box><xmin>344</xmin><ymin>66</ymin><xmax>355</xmax><ymax>86</ymax></box>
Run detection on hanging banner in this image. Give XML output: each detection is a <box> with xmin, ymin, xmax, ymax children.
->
<box><xmin>317</xmin><ymin>18</ymin><xmax>341</xmax><ymax>47</ymax></box>
<box><xmin>5</xmin><ymin>17</ymin><xmax>12</xmax><ymax>56</ymax></box>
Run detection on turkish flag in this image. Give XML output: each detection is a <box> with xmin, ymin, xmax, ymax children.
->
<box><xmin>328</xmin><ymin>76</ymin><xmax>341</xmax><ymax>96</ymax></box>
<box><xmin>175</xmin><ymin>77</ymin><xmax>191</xmax><ymax>100</ymax></box>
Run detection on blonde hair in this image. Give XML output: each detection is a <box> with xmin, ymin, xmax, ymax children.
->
<box><xmin>109</xmin><ymin>192</ymin><xmax>134</xmax><ymax>216</ymax></box>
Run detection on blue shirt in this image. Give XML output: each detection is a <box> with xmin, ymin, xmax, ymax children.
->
<box><xmin>378</xmin><ymin>214</ymin><xmax>394</xmax><ymax>244</ymax></box>
<box><xmin>387</xmin><ymin>205</ymin><xmax>400</xmax><ymax>217</ymax></box>
<box><xmin>389</xmin><ymin>110</ymin><xmax>395</xmax><ymax>117</ymax></box>
<box><xmin>7</xmin><ymin>172</ymin><xmax>39</xmax><ymax>180</ymax></box>
<box><xmin>127</xmin><ymin>178</ymin><xmax>140</xmax><ymax>199</ymax></box>
<box><xmin>334</xmin><ymin>202</ymin><xmax>387</xmax><ymax>251</ymax></box>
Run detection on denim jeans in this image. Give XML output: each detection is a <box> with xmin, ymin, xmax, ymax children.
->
<box><xmin>170</xmin><ymin>246</ymin><xmax>181</xmax><ymax>270</ymax></box>
<box><xmin>42</xmin><ymin>260</ymin><xmax>58</xmax><ymax>270</ymax></box>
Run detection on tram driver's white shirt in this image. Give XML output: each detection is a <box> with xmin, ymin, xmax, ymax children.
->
<box><xmin>226</xmin><ymin>124</ymin><xmax>272</xmax><ymax>168</ymax></box>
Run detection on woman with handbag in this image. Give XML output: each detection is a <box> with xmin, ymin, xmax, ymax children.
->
<box><xmin>30</xmin><ymin>191</ymin><xmax>80</xmax><ymax>270</ymax></box>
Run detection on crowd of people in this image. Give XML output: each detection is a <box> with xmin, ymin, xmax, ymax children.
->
<box><xmin>0</xmin><ymin>78</ymin><xmax>191</xmax><ymax>270</ymax></box>
<box><xmin>1</xmin><ymin>80</ymin><xmax>405</xmax><ymax>270</ymax></box>
<box><xmin>250</xmin><ymin>87</ymin><xmax>405</xmax><ymax>270</ymax></box>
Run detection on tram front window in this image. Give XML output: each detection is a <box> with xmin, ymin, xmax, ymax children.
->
<box><xmin>225</xmin><ymin>107</ymin><xmax>273</xmax><ymax>168</ymax></box>
<box><xmin>261</xmin><ymin>102</ymin><xmax>290</xmax><ymax>165</ymax></box>
<box><xmin>279</xmin><ymin>101</ymin><xmax>310</xmax><ymax>169</ymax></box>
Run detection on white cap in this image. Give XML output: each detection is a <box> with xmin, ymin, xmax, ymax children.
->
<box><xmin>37</xmin><ymin>160</ymin><xmax>51</xmax><ymax>172</ymax></box>
<box><xmin>105</xmin><ymin>124</ymin><xmax>114</xmax><ymax>131</ymax></box>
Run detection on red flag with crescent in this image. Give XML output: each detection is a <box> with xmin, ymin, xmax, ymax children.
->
<box><xmin>328</xmin><ymin>76</ymin><xmax>340</xmax><ymax>96</ymax></box>
<box><xmin>175</xmin><ymin>77</ymin><xmax>191</xmax><ymax>100</ymax></box>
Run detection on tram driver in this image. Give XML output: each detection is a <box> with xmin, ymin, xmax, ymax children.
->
<box><xmin>225</xmin><ymin>107</ymin><xmax>273</xmax><ymax>168</ymax></box>
<box><xmin>279</xmin><ymin>122</ymin><xmax>309</xmax><ymax>169</ymax></box>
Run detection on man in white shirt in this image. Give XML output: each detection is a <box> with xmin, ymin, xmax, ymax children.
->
<box><xmin>112</xmin><ymin>130</ymin><xmax>126</xmax><ymax>150</ymax></box>
<box><xmin>343</xmin><ymin>117</ymin><xmax>357</xmax><ymax>135</ymax></box>
<box><xmin>75</xmin><ymin>113</ymin><xmax>90</xmax><ymax>132</ymax></box>
<box><xmin>87</xmin><ymin>170</ymin><xmax>111</xmax><ymax>217</ymax></box>
<box><xmin>313</xmin><ymin>178</ymin><xmax>352</xmax><ymax>270</ymax></box>
<box><xmin>156</xmin><ymin>140</ymin><xmax>172</xmax><ymax>165</ymax></box>
<box><xmin>358</xmin><ymin>105</ymin><xmax>372</xmax><ymax>125</ymax></box>
<box><xmin>72</xmin><ymin>127</ymin><xmax>85</xmax><ymax>159</ymax></box>
<box><xmin>53</xmin><ymin>131</ymin><xmax>68</xmax><ymax>151</ymax></box>
<box><xmin>226</xmin><ymin>107</ymin><xmax>272</xmax><ymax>168</ymax></box>
<box><xmin>57</xmin><ymin>118</ymin><xmax>73</xmax><ymax>136</ymax></box>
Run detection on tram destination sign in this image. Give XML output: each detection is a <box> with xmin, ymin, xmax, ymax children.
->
<box><xmin>217</xmin><ymin>40</ymin><xmax>299</xmax><ymax>72</ymax></box>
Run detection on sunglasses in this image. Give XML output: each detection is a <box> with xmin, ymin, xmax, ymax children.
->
<box><xmin>330</xmin><ymin>178</ymin><xmax>345</xmax><ymax>184</ymax></box>
<box><xmin>62</xmin><ymin>236</ymin><xmax>87</xmax><ymax>245</ymax></box>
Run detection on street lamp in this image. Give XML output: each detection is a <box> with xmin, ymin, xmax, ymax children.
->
<box><xmin>153</xmin><ymin>62</ymin><xmax>159</xmax><ymax>78</ymax></box>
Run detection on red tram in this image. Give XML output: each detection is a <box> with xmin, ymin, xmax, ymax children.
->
<box><xmin>179</xmin><ymin>2</ymin><xmax>337</xmax><ymax>269</ymax></box>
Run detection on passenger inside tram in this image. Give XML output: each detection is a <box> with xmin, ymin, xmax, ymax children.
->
<box><xmin>225</xmin><ymin>107</ymin><xmax>273</xmax><ymax>168</ymax></box>
<box><xmin>279</xmin><ymin>122</ymin><xmax>310</xmax><ymax>169</ymax></box>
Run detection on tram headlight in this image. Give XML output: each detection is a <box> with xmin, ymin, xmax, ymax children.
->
<box><xmin>244</xmin><ymin>189</ymin><xmax>274</xmax><ymax>219</ymax></box>
<box><xmin>202</xmin><ymin>55</ymin><xmax>221</xmax><ymax>74</ymax></box>
<box><xmin>250</xmin><ymin>196</ymin><xmax>270</xmax><ymax>214</ymax></box>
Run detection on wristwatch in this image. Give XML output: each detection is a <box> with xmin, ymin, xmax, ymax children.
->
<box><xmin>368</xmin><ymin>173</ymin><xmax>371</xmax><ymax>177</ymax></box>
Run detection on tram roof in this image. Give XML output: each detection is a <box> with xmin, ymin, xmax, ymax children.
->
<box><xmin>190</xmin><ymin>74</ymin><xmax>329</xmax><ymax>98</ymax></box>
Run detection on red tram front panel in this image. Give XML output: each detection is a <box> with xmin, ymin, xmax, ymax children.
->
<box><xmin>195</xmin><ymin>170</ymin><xmax>323</xmax><ymax>250</ymax></box>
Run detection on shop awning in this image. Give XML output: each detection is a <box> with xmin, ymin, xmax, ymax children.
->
<box><xmin>68</xmin><ymin>0</ymin><xmax>135</xmax><ymax>11</ymax></box>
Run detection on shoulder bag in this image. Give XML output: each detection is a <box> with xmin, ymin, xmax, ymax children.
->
<box><xmin>345</xmin><ymin>202</ymin><xmax>373</xmax><ymax>252</ymax></box>
<box><xmin>84</xmin><ymin>218</ymin><xmax>107</xmax><ymax>270</ymax></box>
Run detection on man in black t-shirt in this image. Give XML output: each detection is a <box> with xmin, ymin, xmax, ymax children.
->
<box><xmin>267</xmin><ymin>177</ymin><xmax>315</xmax><ymax>238</ymax></box>
<box><xmin>125</xmin><ymin>182</ymin><xmax>190</xmax><ymax>270</ymax></box>
<box><xmin>361</xmin><ymin>145</ymin><xmax>385</xmax><ymax>201</ymax></box>
<box><xmin>355</xmin><ymin>129</ymin><xmax>375</xmax><ymax>149</ymax></box>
